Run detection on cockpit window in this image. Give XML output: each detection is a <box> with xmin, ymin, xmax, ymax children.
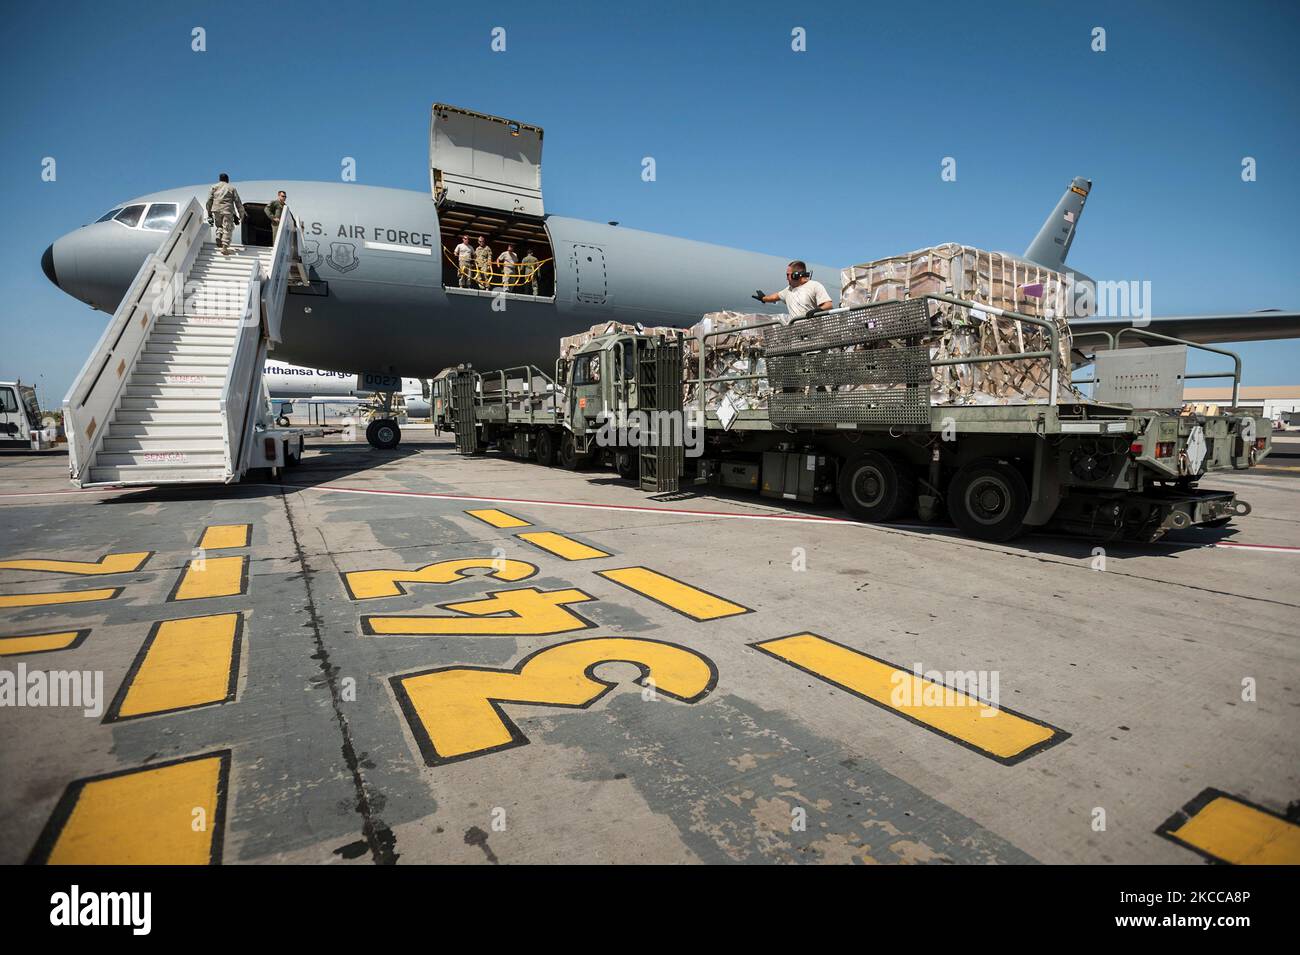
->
<box><xmin>95</xmin><ymin>207</ymin><xmax>124</xmax><ymax>223</ymax></box>
<box><xmin>114</xmin><ymin>204</ymin><xmax>145</xmax><ymax>228</ymax></box>
<box><xmin>142</xmin><ymin>203</ymin><xmax>179</xmax><ymax>230</ymax></box>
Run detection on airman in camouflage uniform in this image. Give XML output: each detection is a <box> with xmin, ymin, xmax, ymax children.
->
<box><xmin>473</xmin><ymin>236</ymin><xmax>493</xmax><ymax>290</ymax></box>
<box><xmin>206</xmin><ymin>173</ymin><xmax>246</xmax><ymax>255</ymax></box>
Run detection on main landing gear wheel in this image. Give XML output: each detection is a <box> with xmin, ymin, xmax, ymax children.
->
<box><xmin>947</xmin><ymin>458</ymin><xmax>1029</xmax><ymax>542</ymax></box>
<box><xmin>837</xmin><ymin>451</ymin><xmax>915</xmax><ymax>523</ymax></box>
<box><xmin>366</xmin><ymin>418</ymin><xmax>401</xmax><ymax>450</ymax></box>
<box><xmin>536</xmin><ymin>429</ymin><xmax>557</xmax><ymax>467</ymax></box>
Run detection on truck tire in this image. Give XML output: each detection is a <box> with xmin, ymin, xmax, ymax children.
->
<box><xmin>947</xmin><ymin>458</ymin><xmax>1029</xmax><ymax>542</ymax></box>
<box><xmin>838</xmin><ymin>451</ymin><xmax>915</xmax><ymax>523</ymax></box>
<box><xmin>536</xmin><ymin>429</ymin><xmax>556</xmax><ymax>467</ymax></box>
<box><xmin>615</xmin><ymin>449</ymin><xmax>637</xmax><ymax>481</ymax></box>
<box><xmin>559</xmin><ymin>432</ymin><xmax>591</xmax><ymax>470</ymax></box>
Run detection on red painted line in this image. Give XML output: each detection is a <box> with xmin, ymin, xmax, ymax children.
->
<box><xmin>1212</xmin><ymin>542</ymin><xmax>1300</xmax><ymax>553</ymax></box>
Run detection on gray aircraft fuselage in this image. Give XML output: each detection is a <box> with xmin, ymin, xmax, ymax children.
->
<box><xmin>43</xmin><ymin>180</ymin><xmax>824</xmax><ymax>377</ymax></box>
<box><xmin>42</xmin><ymin>178</ymin><xmax>1299</xmax><ymax>375</ymax></box>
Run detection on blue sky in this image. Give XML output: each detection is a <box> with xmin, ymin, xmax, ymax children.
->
<box><xmin>2</xmin><ymin>0</ymin><xmax>1297</xmax><ymax>404</ymax></box>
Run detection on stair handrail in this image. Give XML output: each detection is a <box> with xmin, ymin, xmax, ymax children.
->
<box><xmin>219</xmin><ymin>276</ymin><xmax>263</xmax><ymax>481</ymax></box>
<box><xmin>263</xmin><ymin>204</ymin><xmax>295</xmax><ymax>343</ymax></box>
<box><xmin>62</xmin><ymin>198</ymin><xmax>208</xmax><ymax>483</ymax></box>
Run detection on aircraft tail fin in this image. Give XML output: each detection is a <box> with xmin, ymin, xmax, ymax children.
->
<box><xmin>1023</xmin><ymin>176</ymin><xmax>1091</xmax><ymax>271</ymax></box>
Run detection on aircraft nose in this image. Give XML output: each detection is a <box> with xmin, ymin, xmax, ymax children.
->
<box><xmin>41</xmin><ymin>243</ymin><xmax>58</xmax><ymax>287</ymax></box>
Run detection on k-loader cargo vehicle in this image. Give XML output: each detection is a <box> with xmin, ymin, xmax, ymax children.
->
<box><xmin>439</xmin><ymin>295</ymin><xmax>1269</xmax><ymax>543</ymax></box>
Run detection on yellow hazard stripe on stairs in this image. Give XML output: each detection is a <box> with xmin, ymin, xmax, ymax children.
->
<box><xmin>751</xmin><ymin>633</ymin><xmax>1067</xmax><ymax>764</ymax></box>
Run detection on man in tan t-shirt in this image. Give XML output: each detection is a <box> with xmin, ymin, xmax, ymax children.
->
<box><xmin>754</xmin><ymin>260</ymin><xmax>833</xmax><ymax>319</ymax></box>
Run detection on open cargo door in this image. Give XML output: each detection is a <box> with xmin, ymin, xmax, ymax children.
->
<box><xmin>431</xmin><ymin>104</ymin><xmax>544</xmax><ymax>217</ymax></box>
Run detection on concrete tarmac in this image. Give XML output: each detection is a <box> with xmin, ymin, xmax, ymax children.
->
<box><xmin>1</xmin><ymin>435</ymin><xmax>1297</xmax><ymax>864</ymax></box>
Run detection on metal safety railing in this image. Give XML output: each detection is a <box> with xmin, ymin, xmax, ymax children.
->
<box><xmin>63</xmin><ymin>197</ymin><xmax>208</xmax><ymax>482</ymax></box>
<box><xmin>220</xmin><ymin>276</ymin><xmax>263</xmax><ymax>481</ymax></box>
<box><xmin>477</xmin><ymin>364</ymin><xmax>559</xmax><ymax>425</ymax></box>
<box><xmin>682</xmin><ymin>293</ymin><xmax>1066</xmax><ymax>424</ymax></box>
<box><xmin>1067</xmin><ymin>327</ymin><xmax>1242</xmax><ymax>411</ymax></box>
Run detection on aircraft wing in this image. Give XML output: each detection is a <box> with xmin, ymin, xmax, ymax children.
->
<box><xmin>1068</xmin><ymin>311</ymin><xmax>1300</xmax><ymax>347</ymax></box>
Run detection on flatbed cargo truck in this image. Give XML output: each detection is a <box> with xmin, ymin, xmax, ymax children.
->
<box><xmin>440</xmin><ymin>296</ymin><xmax>1270</xmax><ymax>542</ymax></box>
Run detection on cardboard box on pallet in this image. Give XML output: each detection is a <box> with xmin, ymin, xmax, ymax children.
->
<box><xmin>841</xmin><ymin>244</ymin><xmax>1079</xmax><ymax>405</ymax></box>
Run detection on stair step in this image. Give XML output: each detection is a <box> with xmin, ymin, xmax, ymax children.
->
<box><xmin>155</xmin><ymin>315</ymin><xmax>241</xmax><ymax>328</ymax></box>
<box><xmin>96</xmin><ymin>449</ymin><xmax>227</xmax><ymax>466</ymax></box>
<box><xmin>114</xmin><ymin>411</ymin><xmax>224</xmax><ymax>424</ymax></box>
<box><xmin>101</xmin><ymin>437</ymin><xmax>226</xmax><ymax>453</ymax></box>
<box><xmin>130</xmin><ymin>372</ymin><xmax>227</xmax><ymax>386</ymax></box>
<box><xmin>107</xmin><ymin>422</ymin><xmax>225</xmax><ymax>438</ymax></box>
<box><xmin>124</xmin><ymin>385</ymin><xmax>223</xmax><ymax>399</ymax></box>
<box><xmin>136</xmin><ymin>356</ymin><xmax>232</xmax><ymax>369</ymax></box>
<box><xmin>143</xmin><ymin>343</ymin><xmax>236</xmax><ymax>358</ymax></box>
<box><xmin>119</xmin><ymin>396</ymin><xmax>221</xmax><ymax>411</ymax></box>
<box><xmin>150</xmin><ymin>329</ymin><xmax>239</xmax><ymax>343</ymax></box>
<box><xmin>87</xmin><ymin>464</ymin><xmax>229</xmax><ymax>486</ymax></box>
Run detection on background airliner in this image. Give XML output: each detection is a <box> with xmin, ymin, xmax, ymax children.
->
<box><xmin>264</xmin><ymin>362</ymin><xmax>429</xmax><ymax>418</ymax></box>
<box><xmin>40</xmin><ymin>105</ymin><xmax>1299</xmax><ymax>382</ymax></box>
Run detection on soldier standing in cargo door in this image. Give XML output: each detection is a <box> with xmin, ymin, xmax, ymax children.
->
<box><xmin>497</xmin><ymin>244</ymin><xmax>518</xmax><ymax>291</ymax></box>
<box><xmin>753</xmin><ymin>260</ymin><xmax>832</xmax><ymax>319</ymax></box>
<box><xmin>206</xmin><ymin>173</ymin><xmax>246</xmax><ymax>256</ymax></box>
<box><xmin>521</xmin><ymin>247</ymin><xmax>540</xmax><ymax>295</ymax></box>
<box><xmin>453</xmin><ymin>234</ymin><xmax>473</xmax><ymax>288</ymax></box>
<box><xmin>474</xmin><ymin>236</ymin><xmax>493</xmax><ymax>290</ymax></box>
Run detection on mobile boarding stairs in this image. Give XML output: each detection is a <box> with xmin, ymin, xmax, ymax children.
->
<box><xmin>63</xmin><ymin>199</ymin><xmax>311</xmax><ymax>487</ymax></box>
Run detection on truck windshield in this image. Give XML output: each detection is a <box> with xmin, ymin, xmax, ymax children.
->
<box><xmin>572</xmin><ymin>354</ymin><xmax>601</xmax><ymax>385</ymax></box>
<box><xmin>20</xmin><ymin>387</ymin><xmax>41</xmax><ymax>427</ymax></box>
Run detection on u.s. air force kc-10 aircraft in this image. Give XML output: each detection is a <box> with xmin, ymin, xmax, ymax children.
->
<box><xmin>41</xmin><ymin>103</ymin><xmax>1300</xmax><ymax>433</ymax></box>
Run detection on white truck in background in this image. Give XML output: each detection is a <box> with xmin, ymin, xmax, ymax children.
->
<box><xmin>0</xmin><ymin>380</ymin><xmax>56</xmax><ymax>450</ymax></box>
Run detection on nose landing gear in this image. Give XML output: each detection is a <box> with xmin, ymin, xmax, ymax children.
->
<box><xmin>366</xmin><ymin>418</ymin><xmax>401</xmax><ymax>450</ymax></box>
<box><xmin>364</xmin><ymin>388</ymin><xmax>402</xmax><ymax>450</ymax></box>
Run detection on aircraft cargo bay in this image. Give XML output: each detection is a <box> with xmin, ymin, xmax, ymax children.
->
<box><xmin>1</xmin><ymin>431</ymin><xmax>1296</xmax><ymax>865</ymax></box>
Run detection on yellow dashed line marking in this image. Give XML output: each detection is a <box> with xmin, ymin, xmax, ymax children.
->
<box><xmin>596</xmin><ymin>566</ymin><xmax>750</xmax><ymax>621</ymax></box>
<box><xmin>0</xmin><ymin>551</ymin><xmax>151</xmax><ymax>575</ymax></box>
<box><xmin>517</xmin><ymin>531</ymin><xmax>610</xmax><ymax>561</ymax></box>
<box><xmin>197</xmin><ymin>524</ymin><xmax>250</xmax><ymax>550</ymax></box>
<box><xmin>29</xmin><ymin>752</ymin><xmax>229</xmax><ymax>865</ymax></box>
<box><xmin>392</xmin><ymin>636</ymin><xmax>718</xmax><ymax>764</ymax></box>
<box><xmin>0</xmin><ymin>630</ymin><xmax>89</xmax><ymax>657</ymax></box>
<box><xmin>342</xmin><ymin>557</ymin><xmax>536</xmax><ymax>600</ymax></box>
<box><xmin>0</xmin><ymin>588</ymin><xmax>120</xmax><ymax>609</ymax></box>
<box><xmin>170</xmin><ymin>555</ymin><xmax>247</xmax><ymax>601</ymax></box>
<box><xmin>106</xmin><ymin>613</ymin><xmax>242</xmax><ymax>722</ymax></box>
<box><xmin>751</xmin><ymin>633</ymin><xmax>1067</xmax><ymax>764</ymax></box>
<box><xmin>362</xmin><ymin>586</ymin><xmax>595</xmax><ymax>636</ymax></box>
<box><xmin>1159</xmin><ymin>789</ymin><xmax>1300</xmax><ymax>864</ymax></box>
<box><xmin>465</xmin><ymin>508</ymin><xmax>531</xmax><ymax>528</ymax></box>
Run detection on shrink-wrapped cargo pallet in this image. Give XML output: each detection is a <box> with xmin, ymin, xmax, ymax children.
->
<box><xmin>841</xmin><ymin>244</ymin><xmax>1079</xmax><ymax>405</ymax></box>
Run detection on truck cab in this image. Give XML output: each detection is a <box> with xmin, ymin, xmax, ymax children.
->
<box><xmin>0</xmin><ymin>381</ymin><xmax>48</xmax><ymax>450</ymax></box>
